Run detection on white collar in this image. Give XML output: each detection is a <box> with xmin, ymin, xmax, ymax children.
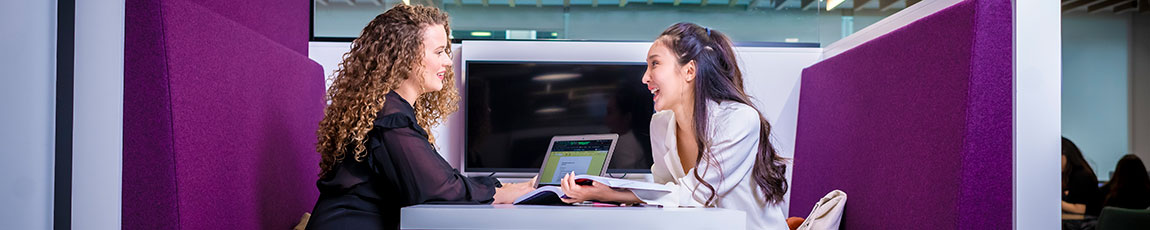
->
<box><xmin>650</xmin><ymin>110</ymin><xmax>687</xmax><ymax>179</ymax></box>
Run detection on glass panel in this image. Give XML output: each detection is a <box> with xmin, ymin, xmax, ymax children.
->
<box><xmin>313</xmin><ymin>1</ymin><xmax>919</xmax><ymax>46</ymax></box>
<box><xmin>314</xmin><ymin>0</ymin><xmax>834</xmax><ymax>45</ymax></box>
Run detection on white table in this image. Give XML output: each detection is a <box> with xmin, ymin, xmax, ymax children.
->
<box><xmin>401</xmin><ymin>204</ymin><xmax>747</xmax><ymax>230</ymax></box>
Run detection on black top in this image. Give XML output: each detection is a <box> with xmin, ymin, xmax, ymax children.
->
<box><xmin>1063</xmin><ymin>170</ymin><xmax>1100</xmax><ymax>216</ymax></box>
<box><xmin>306</xmin><ymin>91</ymin><xmax>500</xmax><ymax>230</ymax></box>
<box><xmin>1096</xmin><ymin>183</ymin><xmax>1150</xmax><ymax>212</ymax></box>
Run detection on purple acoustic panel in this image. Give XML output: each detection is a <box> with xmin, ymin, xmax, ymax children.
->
<box><xmin>959</xmin><ymin>0</ymin><xmax>1013</xmax><ymax>227</ymax></box>
<box><xmin>189</xmin><ymin>0</ymin><xmax>311</xmax><ymax>55</ymax></box>
<box><xmin>789</xmin><ymin>0</ymin><xmax>1011</xmax><ymax>228</ymax></box>
<box><xmin>124</xmin><ymin>0</ymin><xmax>179</xmax><ymax>228</ymax></box>
<box><xmin>124</xmin><ymin>0</ymin><xmax>324</xmax><ymax>229</ymax></box>
<box><xmin>162</xmin><ymin>0</ymin><xmax>324</xmax><ymax>228</ymax></box>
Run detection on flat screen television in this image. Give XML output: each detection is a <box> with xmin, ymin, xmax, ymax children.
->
<box><xmin>465</xmin><ymin>61</ymin><xmax>655</xmax><ymax>174</ymax></box>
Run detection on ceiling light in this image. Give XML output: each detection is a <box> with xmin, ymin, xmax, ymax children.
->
<box><xmin>827</xmin><ymin>0</ymin><xmax>845</xmax><ymax>11</ymax></box>
<box><xmin>532</xmin><ymin>73</ymin><xmax>580</xmax><ymax>81</ymax></box>
<box><xmin>535</xmin><ymin>107</ymin><xmax>566</xmax><ymax>114</ymax></box>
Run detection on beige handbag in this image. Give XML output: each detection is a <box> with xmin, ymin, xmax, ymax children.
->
<box><xmin>293</xmin><ymin>213</ymin><xmax>310</xmax><ymax>230</ymax></box>
<box><xmin>796</xmin><ymin>190</ymin><xmax>847</xmax><ymax>230</ymax></box>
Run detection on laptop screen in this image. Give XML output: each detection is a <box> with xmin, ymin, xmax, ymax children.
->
<box><xmin>537</xmin><ymin>140</ymin><xmax>613</xmax><ymax>186</ymax></box>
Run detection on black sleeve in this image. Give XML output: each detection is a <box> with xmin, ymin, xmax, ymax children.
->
<box><xmin>1086</xmin><ymin>183</ymin><xmax>1110</xmax><ymax>216</ymax></box>
<box><xmin>372</xmin><ymin>126</ymin><xmax>498</xmax><ymax>204</ymax></box>
<box><xmin>1065</xmin><ymin>171</ymin><xmax>1099</xmax><ymax>205</ymax></box>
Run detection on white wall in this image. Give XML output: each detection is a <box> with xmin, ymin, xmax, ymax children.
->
<box><xmin>1015</xmin><ymin>0</ymin><xmax>1063</xmax><ymax>228</ymax></box>
<box><xmin>0</xmin><ymin>0</ymin><xmax>57</xmax><ymax>229</ymax></box>
<box><xmin>72</xmin><ymin>0</ymin><xmax>124</xmax><ymax>229</ymax></box>
<box><xmin>306</xmin><ymin>42</ymin><xmax>352</xmax><ymax>93</ymax></box>
<box><xmin>1061</xmin><ymin>12</ymin><xmax>1132</xmax><ymax>181</ymax></box>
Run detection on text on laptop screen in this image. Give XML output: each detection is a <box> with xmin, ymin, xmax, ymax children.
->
<box><xmin>538</xmin><ymin>140</ymin><xmax>612</xmax><ymax>185</ymax></box>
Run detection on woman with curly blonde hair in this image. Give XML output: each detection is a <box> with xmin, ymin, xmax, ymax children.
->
<box><xmin>306</xmin><ymin>5</ymin><xmax>533</xmax><ymax>229</ymax></box>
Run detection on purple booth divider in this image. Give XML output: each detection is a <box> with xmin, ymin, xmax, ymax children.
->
<box><xmin>789</xmin><ymin>0</ymin><xmax>1012</xmax><ymax>228</ymax></box>
<box><xmin>124</xmin><ymin>0</ymin><xmax>324</xmax><ymax>229</ymax></box>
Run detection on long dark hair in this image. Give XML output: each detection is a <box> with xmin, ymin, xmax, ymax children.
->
<box><xmin>658</xmin><ymin>22</ymin><xmax>788</xmax><ymax>205</ymax></box>
<box><xmin>1061</xmin><ymin>137</ymin><xmax>1095</xmax><ymax>189</ymax></box>
<box><xmin>1103</xmin><ymin>154</ymin><xmax>1150</xmax><ymax>206</ymax></box>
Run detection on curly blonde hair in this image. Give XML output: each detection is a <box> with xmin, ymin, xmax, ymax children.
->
<box><xmin>316</xmin><ymin>5</ymin><xmax>459</xmax><ymax>177</ymax></box>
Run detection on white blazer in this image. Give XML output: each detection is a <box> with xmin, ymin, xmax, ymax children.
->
<box><xmin>631</xmin><ymin>100</ymin><xmax>788</xmax><ymax>230</ymax></box>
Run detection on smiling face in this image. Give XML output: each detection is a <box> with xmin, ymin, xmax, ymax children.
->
<box><xmin>642</xmin><ymin>37</ymin><xmax>695</xmax><ymax>111</ymax></box>
<box><xmin>414</xmin><ymin>24</ymin><xmax>452</xmax><ymax>93</ymax></box>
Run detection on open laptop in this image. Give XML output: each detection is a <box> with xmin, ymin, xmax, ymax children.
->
<box><xmin>532</xmin><ymin>134</ymin><xmax>619</xmax><ymax>188</ymax></box>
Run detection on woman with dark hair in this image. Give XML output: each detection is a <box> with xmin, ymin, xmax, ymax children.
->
<box><xmin>1098</xmin><ymin>154</ymin><xmax>1150</xmax><ymax>210</ymax></box>
<box><xmin>1062</xmin><ymin>137</ymin><xmax>1100</xmax><ymax>216</ymax></box>
<box><xmin>306</xmin><ymin>5</ymin><xmax>533</xmax><ymax>230</ymax></box>
<box><xmin>559</xmin><ymin>22</ymin><xmax>790</xmax><ymax>229</ymax></box>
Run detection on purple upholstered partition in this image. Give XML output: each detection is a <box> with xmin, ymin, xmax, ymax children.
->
<box><xmin>124</xmin><ymin>0</ymin><xmax>324</xmax><ymax>229</ymax></box>
<box><xmin>789</xmin><ymin>0</ymin><xmax>1012</xmax><ymax>228</ymax></box>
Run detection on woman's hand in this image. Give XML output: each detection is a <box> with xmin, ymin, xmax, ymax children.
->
<box><xmin>559</xmin><ymin>172</ymin><xmax>634</xmax><ymax>204</ymax></box>
<box><xmin>492</xmin><ymin>177</ymin><xmax>536</xmax><ymax>204</ymax></box>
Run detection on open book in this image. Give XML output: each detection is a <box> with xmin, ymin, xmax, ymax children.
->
<box><xmin>513</xmin><ymin>175</ymin><xmax>672</xmax><ymax>205</ymax></box>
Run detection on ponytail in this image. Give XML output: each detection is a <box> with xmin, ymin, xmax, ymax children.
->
<box><xmin>658</xmin><ymin>23</ymin><xmax>788</xmax><ymax>205</ymax></box>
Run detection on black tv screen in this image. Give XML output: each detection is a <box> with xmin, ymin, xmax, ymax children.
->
<box><xmin>466</xmin><ymin>61</ymin><xmax>655</xmax><ymax>173</ymax></box>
